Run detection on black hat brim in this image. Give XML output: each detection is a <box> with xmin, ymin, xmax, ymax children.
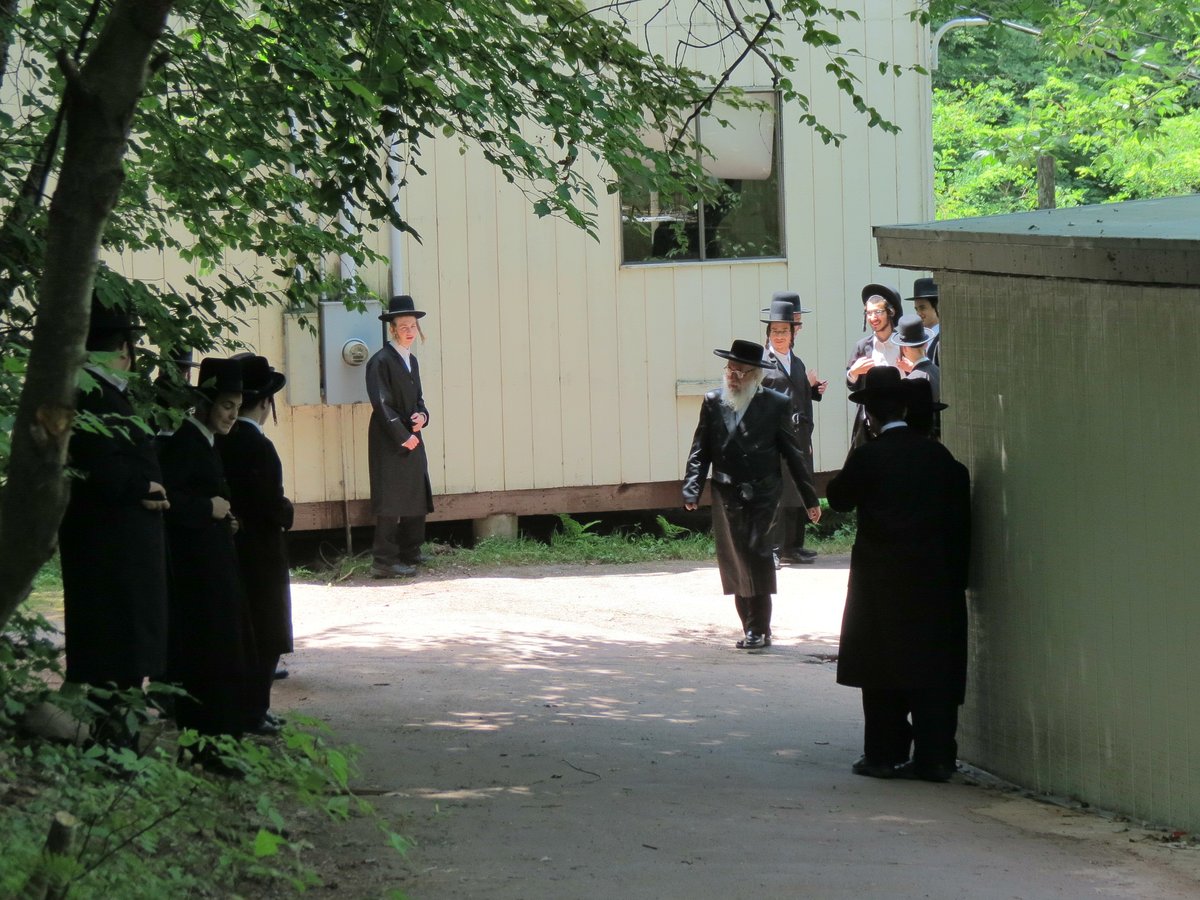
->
<box><xmin>713</xmin><ymin>348</ymin><xmax>772</xmax><ymax>369</ymax></box>
<box><xmin>380</xmin><ymin>310</ymin><xmax>426</xmax><ymax>321</ymax></box>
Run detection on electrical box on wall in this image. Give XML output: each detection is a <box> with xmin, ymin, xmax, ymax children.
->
<box><xmin>320</xmin><ymin>299</ymin><xmax>383</xmax><ymax>405</ymax></box>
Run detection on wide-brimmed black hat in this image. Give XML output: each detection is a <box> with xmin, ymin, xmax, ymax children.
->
<box><xmin>379</xmin><ymin>294</ymin><xmax>426</xmax><ymax>321</ymax></box>
<box><xmin>714</xmin><ymin>339</ymin><xmax>774</xmax><ymax>369</ymax></box>
<box><xmin>902</xmin><ymin>377</ymin><xmax>948</xmax><ymax>412</ymax></box>
<box><xmin>761</xmin><ymin>291</ymin><xmax>812</xmax><ymax>322</ymax></box>
<box><xmin>194</xmin><ymin>357</ymin><xmax>244</xmax><ymax>401</ymax></box>
<box><xmin>890</xmin><ymin>314</ymin><xmax>932</xmax><ymax>347</ymax></box>
<box><xmin>860</xmin><ymin>283</ymin><xmax>903</xmax><ymax>322</ymax></box>
<box><xmin>907</xmin><ymin>277</ymin><xmax>938</xmax><ymax>307</ymax></box>
<box><xmin>761</xmin><ymin>297</ymin><xmax>795</xmax><ymax>324</ymax></box>
<box><xmin>88</xmin><ymin>293</ymin><xmax>145</xmax><ymax>336</ymax></box>
<box><xmin>847</xmin><ymin>365</ymin><xmax>906</xmax><ymax>404</ymax></box>
<box><xmin>234</xmin><ymin>353</ymin><xmax>287</xmax><ymax>400</ymax></box>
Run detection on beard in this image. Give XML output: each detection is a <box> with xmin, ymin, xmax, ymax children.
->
<box><xmin>720</xmin><ymin>369</ymin><xmax>763</xmax><ymax>416</ymax></box>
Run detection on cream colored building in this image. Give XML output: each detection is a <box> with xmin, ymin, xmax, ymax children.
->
<box><xmin>113</xmin><ymin>3</ymin><xmax>934</xmax><ymax>531</ymax></box>
<box><xmin>876</xmin><ymin>194</ymin><xmax>1200</xmax><ymax>832</ymax></box>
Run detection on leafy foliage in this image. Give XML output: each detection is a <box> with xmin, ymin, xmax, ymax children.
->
<box><xmin>928</xmin><ymin>2</ymin><xmax>1200</xmax><ymax>217</ymax></box>
<box><xmin>0</xmin><ymin>609</ymin><xmax>408</xmax><ymax>897</ymax></box>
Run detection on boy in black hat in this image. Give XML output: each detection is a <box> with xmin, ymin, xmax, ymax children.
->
<box><xmin>219</xmin><ymin>354</ymin><xmax>294</xmax><ymax>735</ymax></box>
<box><xmin>827</xmin><ymin>366</ymin><xmax>971</xmax><ymax>782</ymax></box>
<box><xmin>366</xmin><ymin>295</ymin><xmax>434</xmax><ymax>578</ymax></box>
<box><xmin>760</xmin><ymin>292</ymin><xmax>824</xmax><ymax>565</ymax></box>
<box><xmin>846</xmin><ymin>283</ymin><xmax>904</xmax><ymax>447</ymax></box>
<box><xmin>59</xmin><ymin>295</ymin><xmax>170</xmax><ymax>743</ymax></box>
<box><xmin>908</xmin><ymin>278</ymin><xmax>939</xmax><ymax>367</ymax></box>
<box><xmin>891</xmin><ymin>313</ymin><xmax>940</xmax><ymax>403</ymax></box>
<box><xmin>159</xmin><ymin>357</ymin><xmax>259</xmax><ymax>740</ymax></box>
<box><xmin>682</xmin><ymin>340</ymin><xmax>821</xmax><ymax>650</ymax></box>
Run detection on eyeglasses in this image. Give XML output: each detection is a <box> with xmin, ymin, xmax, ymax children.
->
<box><xmin>865</xmin><ymin>309</ymin><xmax>888</xmax><ymax>318</ymax></box>
<box><xmin>724</xmin><ymin>365</ymin><xmax>753</xmax><ymax>379</ymax></box>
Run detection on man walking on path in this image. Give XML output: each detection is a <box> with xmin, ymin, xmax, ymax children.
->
<box><xmin>826</xmin><ymin>366</ymin><xmax>971</xmax><ymax>782</ymax></box>
<box><xmin>366</xmin><ymin>295</ymin><xmax>434</xmax><ymax>579</ymax></box>
<box><xmin>683</xmin><ymin>340</ymin><xmax>820</xmax><ymax>650</ymax></box>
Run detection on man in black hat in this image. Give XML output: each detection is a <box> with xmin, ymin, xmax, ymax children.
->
<box><xmin>59</xmin><ymin>296</ymin><xmax>170</xmax><ymax>742</ymax></box>
<box><xmin>218</xmin><ymin>354</ymin><xmax>294</xmax><ymax>735</ymax></box>
<box><xmin>366</xmin><ymin>295</ymin><xmax>434</xmax><ymax>578</ymax></box>
<box><xmin>892</xmin><ymin>313</ymin><xmax>940</xmax><ymax>403</ymax></box>
<box><xmin>846</xmin><ymin>283</ymin><xmax>904</xmax><ymax>447</ymax></box>
<box><xmin>683</xmin><ymin>340</ymin><xmax>821</xmax><ymax>650</ymax></box>
<box><xmin>908</xmin><ymin>277</ymin><xmax>940</xmax><ymax>367</ymax></box>
<box><xmin>159</xmin><ymin>357</ymin><xmax>262</xmax><ymax>744</ymax></box>
<box><xmin>761</xmin><ymin>292</ymin><xmax>824</xmax><ymax>565</ymax></box>
<box><xmin>827</xmin><ymin>366</ymin><xmax>971</xmax><ymax>782</ymax></box>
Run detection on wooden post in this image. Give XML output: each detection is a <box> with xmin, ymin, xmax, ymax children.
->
<box><xmin>1036</xmin><ymin>155</ymin><xmax>1056</xmax><ymax>209</ymax></box>
<box><xmin>20</xmin><ymin>810</ymin><xmax>79</xmax><ymax>900</ymax></box>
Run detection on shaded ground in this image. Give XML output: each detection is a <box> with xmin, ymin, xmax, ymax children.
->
<box><xmin>274</xmin><ymin>558</ymin><xmax>1200</xmax><ymax>898</ymax></box>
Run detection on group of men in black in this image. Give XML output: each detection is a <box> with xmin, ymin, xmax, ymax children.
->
<box><xmin>60</xmin><ymin>297</ymin><xmax>293</xmax><ymax>757</ymax></box>
<box><xmin>684</xmin><ymin>280</ymin><xmax>971</xmax><ymax>783</ymax></box>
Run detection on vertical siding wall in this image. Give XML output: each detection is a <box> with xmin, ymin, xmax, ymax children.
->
<box><xmin>943</xmin><ymin>271</ymin><xmax>1200</xmax><ymax>831</ymax></box>
<box><xmin>113</xmin><ymin>3</ymin><xmax>931</xmax><ymax>507</ymax></box>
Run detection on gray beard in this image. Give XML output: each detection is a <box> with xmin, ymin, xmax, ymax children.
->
<box><xmin>720</xmin><ymin>379</ymin><xmax>759</xmax><ymax>417</ymax></box>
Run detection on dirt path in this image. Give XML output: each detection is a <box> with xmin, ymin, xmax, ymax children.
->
<box><xmin>274</xmin><ymin>559</ymin><xmax>1200</xmax><ymax>899</ymax></box>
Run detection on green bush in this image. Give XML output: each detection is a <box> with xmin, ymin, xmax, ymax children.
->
<box><xmin>0</xmin><ymin>610</ymin><xmax>408</xmax><ymax>898</ymax></box>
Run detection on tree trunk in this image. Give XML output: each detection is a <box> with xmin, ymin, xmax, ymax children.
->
<box><xmin>0</xmin><ymin>0</ymin><xmax>174</xmax><ymax>629</ymax></box>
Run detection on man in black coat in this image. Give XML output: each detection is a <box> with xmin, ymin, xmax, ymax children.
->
<box><xmin>761</xmin><ymin>292</ymin><xmax>825</xmax><ymax>565</ymax></box>
<box><xmin>683</xmin><ymin>340</ymin><xmax>821</xmax><ymax>650</ymax></box>
<box><xmin>845</xmin><ymin>283</ymin><xmax>903</xmax><ymax>447</ymax></box>
<box><xmin>59</xmin><ymin>298</ymin><xmax>170</xmax><ymax>736</ymax></box>
<box><xmin>160</xmin><ymin>357</ymin><xmax>259</xmax><ymax>738</ymax></box>
<box><xmin>219</xmin><ymin>354</ymin><xmax>293</xmax><ymax>735</ymax></box>
<box><xmin>909</xmin><ymin>277</ymin><xmax>940</xmax><ymax>367</ymax></box>
<box><xmin>366</xmin><ymin>295</ymin><xmax>433</xmax><ymax>579</ymax></box>
<box><xmin>826</xmin><ymin>366</ymin><xmax>971</xmax><ymax>782</ymax></box>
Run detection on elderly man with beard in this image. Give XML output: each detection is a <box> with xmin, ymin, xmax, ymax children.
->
<box><xmin>683</xmin><ymin>340</ymin><xmax>821</xmax><ymax>650</ymax></box>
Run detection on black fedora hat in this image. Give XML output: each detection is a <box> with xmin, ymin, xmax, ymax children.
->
<box><xmin>860</xmin><ymin>283</ymin><xmax>903</xmax><ymax>321</ymax></box>
<box><xmin>890</xmin><ymin>314</ymin><xmax>932</xmax><ymax>347</ymax></box>
<box><xmin>88</xmin><ymin>292</ymin><xmax>145</xmax><ymax>336</ymax></box>
<box><xmin>847</xmin><ymin>365</ymin><xmax>906</xmax><ymax>404</ymax></box>
<box><xmin>761</xmin><ymin>290</ymin><xmax>812</xmax><ymax>323</ymax></box>
<box><xmin>379</xmin><ymin>294</ymin><xmax>426</xmax><ymax>321</ymax></box>
<box><xmin>194</xmin><ymin>357</ymin><xmax>244</xmax><ymax>401</ymax></box>
<box><xmin>760</xmin><ymin>297</ymin><xmax>795</xmax><ymax>324</ymax></box>
<box><xmin>714</xmin><ymin>339</ymin><xmax>774</xmax><ymax>369</ymax></box>
<box><xmin>902</xmin><ymin>377</ymin><xmax>948</xmax><ymax>412</ymax></box>
<box><xmin>234</xmin><ymin>353</ymin><xmax>287</xmax><ymax>400</ymax></box>
<box><xmin>907</xmin><ymin>277</ymin><xmax>938</xmax><ymax>306</ymax></box>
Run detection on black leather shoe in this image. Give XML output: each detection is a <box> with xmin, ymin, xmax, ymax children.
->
<box><xmin>738</xmin><ymin>632</ymin><xmax>766</xmax><ymax>650</ymax></box>
<box><xmin>273</xmin><ymin>667</ymin><xmax>289</xmax><ymax>680</ymax></box>
<box><xmin>246</xmin><ymin>716</ymin><xmax>282</xmax><ymax>737</ymax></box>
<box><xmin>796</xmin><ymin>548</ymin><xmax>818</xmax><ymax>559</ymax></box>
<box><xmin>371</xmin><ymin>563</ymin><xmax>417</xmax><ymax>578</ymax></box>
<box><xmin>735</xmin><ymin>633</ymin><xmax>772</xmax><ymax>649</ymax></box>
<box><xmin>894</xmin><ymin>761</ymin><xmax>956</xmax><ymax>782</ymax></box>
<box><xmin>851</xmin><ymin>755</ymin><xmax>899</xmax><ymax>779</ymax></box>
<box><xmin>404</xmin><ymin>553</ymin><xmax>431</xmax><ymax>565</ymax></box>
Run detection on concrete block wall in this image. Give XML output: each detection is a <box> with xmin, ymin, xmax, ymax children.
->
<box><xmin>941</xmin><ymin>270</ymin><xmax>1200</xmax><ymax>830</ymax></box>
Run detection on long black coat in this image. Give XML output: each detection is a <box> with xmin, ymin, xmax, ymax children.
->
<box><xmin>762</xmin><ymin>348</ymin><xmax>822</xmax><ymax>509</ymax></box>
<box><xmin>683</xmin><ymin>388</ymin><xmax>817</xmax><ymax>596</ymax></box>
<box><xmin>159</xmin><ymin>419</ymin><xmax>257</xmax><ymax>733</ymax></box>
<box><xmin>218</xmin><ymin>419</ymin><xmax>294</xmax><ymax>658</ymax></box>
<box><xmin>365</xmin><ymin>344</ymin><xmax>433</xmax><ymax>518</ymax></box>
<box><xmin>59</xmin><ymin>373</ymin><xmax>168</xmax><ymax>685</ymax></box>
<box><xmin>826</xmin><ymin>426</ymin><xmax>971</xmax><ymax>700</ymax></box>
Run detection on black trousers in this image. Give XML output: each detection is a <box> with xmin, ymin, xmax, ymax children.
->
<box><xmin>373</xmin><ymin>515</ymin><xmax>426</xmax><ymax>566</ymax></box>
<box><xmin>734</xmin><ymin>594</ymin><xmax>772</xmax><ymax>637</ymax></box>
<box><xmin>860</xmin><ymin>687</ymin><xmax>959</xmax><ymax>768</ymax></box>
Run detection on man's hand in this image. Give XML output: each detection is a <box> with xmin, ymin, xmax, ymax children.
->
<box><xmin>684</xmin><ymin>502</ymin><xmax>698</xmax><ymax>511</ymax></box>
<box><xmin>847</xmin><ymin>357</ymin><xmax>875</xmax><ymax>380</ymax></box>
<box><xmin>808</xmin><ymin>369</ymin><xmax>828</xmax><ymax>394</ymax></box>
<box><xmin>211</xmin><ymin>496</ymin><xmax>231</xmax><ymax>519</ymax></box>
<box><xmin>896</xmin><ymin>356</ymin><xmax>915</xmax><ymax>374</ymax></box>
<box><xmin>402</xmin><ymin>435</ymin><xmax>420</xmax><ymax>451</ymax></box>
<box><xmin>141</xmin><ymin>481</ymin><xmax>169</xmax><ymax>511</ymax></box>
<box><xmin>410</xmin><ymin>411</ymin><xmax>427</xmax><ymax>433</ymax></box>
<box><xmin>807</xmin><ymin>506</ymin><xmax>822</xmax><ymax>524</ymax></box>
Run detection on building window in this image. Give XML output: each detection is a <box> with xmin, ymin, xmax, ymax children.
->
<box><xmin>621</xmin><ymin>90</ymin><xmax>783</xmax><ymax>264</ymax></box>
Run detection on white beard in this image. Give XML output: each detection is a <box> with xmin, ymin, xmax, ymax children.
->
<box><xmin>720</xmin><ymin>370</ymin><xmax>763</xmax><ymax>416</ymax></box>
